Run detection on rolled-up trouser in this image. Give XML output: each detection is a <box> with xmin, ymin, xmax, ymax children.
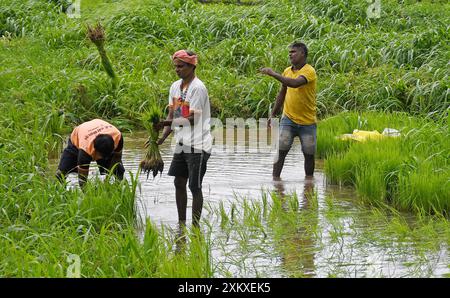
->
<box><xmin>278</xmin><ymin>116</ymin><xmax>317</xmax><ymax>155</ymax></box>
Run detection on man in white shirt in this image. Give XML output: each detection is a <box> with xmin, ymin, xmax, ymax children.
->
<box><xmin>156</xmin><ymin>50</ymin><xmax>212</xmax><ymax>227</ymax></box>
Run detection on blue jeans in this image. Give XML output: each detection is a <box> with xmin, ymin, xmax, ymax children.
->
<box><xmin>279</xmin><ymin>116</ymin><xmax>317</xmax><ymax>155</ymax></box>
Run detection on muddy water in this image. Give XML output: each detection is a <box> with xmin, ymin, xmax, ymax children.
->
<box><xmin>124</xmin><ymin>131</ymin><xmax>327</xmax><ymax>226</ymax></box>
<box><xmin>54</xmin><ymin>130</ymin><xmax>450</xmax><ymax>278</ymax></box>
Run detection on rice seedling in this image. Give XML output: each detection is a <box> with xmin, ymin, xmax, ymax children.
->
<box><xmin>86</xmin><ymin>22</ymin><xmax>118</xmax><ymax>90</ymax></box>
<box><xmin>139</xmin><ymin>105</ymin><xmax>164</xmax><ymax>179</ymax></box>
<box><xmin>319</xmin><ymin>111</ymin><xmax>449</xmax><ymax>214</ymax></box>
<box><xmin>218</xmin><ymin>201</ymin><xmax>229</xmax><ymax>229</ymax></box>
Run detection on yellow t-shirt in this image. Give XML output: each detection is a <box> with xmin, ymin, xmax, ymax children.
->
<box><xmin>282</xmin><ymin>64</ymin><xmax>317</xmax><ymax>125</ymax></box>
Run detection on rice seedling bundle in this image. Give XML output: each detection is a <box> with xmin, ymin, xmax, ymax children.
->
<box><xmin>140</xmin><ymin>105</ymin><xmax>164</xmax><ymax>179</ymax></box>
<box><xmin>86</xmin><ymin>22</ymin><xmax>118</xmax><ymax>90</ymax></box>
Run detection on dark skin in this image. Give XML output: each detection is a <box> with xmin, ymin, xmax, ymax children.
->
<box><xmin>56</xmin><ymin>149</ymin><xmax>122</xmax><ymax>188</ymax></box>
<box><xmin>259</xmin><ymin>46</ymin><xmax>315</xmax><ymax>179</ymax></box>
<box><xmin>156</xmin><ymin>58</ymin><xmax>204</xmax><ymax>226</ymax></box>
<box><xmin>77</xmin><ymin>151</ymin><xmax>122</xmax><ymax>187</ymax></box>
<box><xmin>154</xmin><ymin>59</ymin><xmax>197</xmax><ymax>138</ymax></box>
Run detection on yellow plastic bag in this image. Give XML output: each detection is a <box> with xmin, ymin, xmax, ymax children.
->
<box><xmin>339</xmin><ymin>129</ymin><xmax>384</xmax><ymax>142</ymax></box>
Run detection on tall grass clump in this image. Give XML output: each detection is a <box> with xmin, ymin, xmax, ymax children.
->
<box><xmin>3</xmin><ymin>0</ymin><xmax>448</xmax><ymax>123</ymax></box>
<box><xmin>75</xmin><ymin>174</ymin><xmax>139</xmax><ymax>231</ymax></box>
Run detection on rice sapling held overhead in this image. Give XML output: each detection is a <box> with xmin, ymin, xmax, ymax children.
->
<box><xmin>86</xmin><ymin>22</ymin><xmax>118</xmax><ymax>90</ymax></box>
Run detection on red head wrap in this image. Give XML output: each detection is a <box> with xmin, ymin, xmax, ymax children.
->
<box><xmin>172</xmin><ymin>50</ymin><xmax>198</xmax><ymax>66</ymax></box>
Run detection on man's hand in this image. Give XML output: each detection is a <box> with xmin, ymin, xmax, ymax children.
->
<box><xmin>259</xmin><ymin>67</ymin><xmax>276</xmax><ymax>76</ymax></box>
<box><xmin>145</xmin><ymin>136</ymin><xmax>165</xmax><ymax>147</ymax></box>
<box><xmin>153</xmin><ymin>121</ymin><xmax>165</xmax><ymax>131</ymax></box>
<box><xmin>156</xmin><ymin>137</ymin><xmax>165</xmax><ymax>146</ymax></box>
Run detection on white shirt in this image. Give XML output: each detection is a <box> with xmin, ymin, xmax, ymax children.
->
<box><xmin>168</xmin><ymin>77</ymin><xmax>212</xmax><ymax>153</ymax></box>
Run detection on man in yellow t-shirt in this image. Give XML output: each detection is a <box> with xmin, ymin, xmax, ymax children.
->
<box><xmin>260</xmin><ymin>42</ymin><xmax>317</xmax><ymax>179</ymax></box>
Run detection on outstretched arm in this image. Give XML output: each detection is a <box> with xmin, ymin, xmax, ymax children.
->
<box><xmin>260</xmin><ymin>67</ymin><xmax>307</xmax><ymax>88</ymax></box>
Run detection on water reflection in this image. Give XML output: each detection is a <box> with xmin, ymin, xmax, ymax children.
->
<box><xmin>175</xmin><ymin>221</ymin><xmax>187</xmax><ymax>255</ymax></box>
<box><xmin>119</xmin><ymin>131</ymin><xmax>325</xmax><ymax>228</ymax></box>
<box><xmin>273</xmin><ymin>177</ymin><xmax>318</xmax><ymax>277</ymax></box>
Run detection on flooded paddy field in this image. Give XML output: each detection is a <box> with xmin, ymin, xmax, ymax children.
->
<box><xmin>54</xmin><ymin>131</ymin><xmax>450</xmax><ymax>277</ymax></box>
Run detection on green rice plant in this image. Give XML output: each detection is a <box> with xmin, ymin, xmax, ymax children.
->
<box><xmin>355</xmin><ymin>166</ymin><xmax>387</xmax><ymax>205</ymax></box>
<box><xmin>74</xmin><ymin>174</ymin><xmax>138</xmax><ymax>231</ymax></box>
<box><xmin>261</xmin><ymin>191</ymin><xmax>268</xmax><ymax>219</ymax></box>
<box><xmin>139</xmin><ymin>105</ymin><xmax>164</xmax><ymax>178</ymax></box>
<box><xmin>242</xmin><ymin>199</ymin><xmax>262</xmax><ymax>228</ymax></box>
<box><xmin>396</xmin><ymin>165</ymin><xmax>450</xmax><ymax>214</ymax></box>
<box><xmin>87</xmin><ymin>22</ymin><xmax>118</xmax><ymax>90</ymax></box>
<box><xmin>320</xmin><ymin>111</ymin><xmax>449</xmax><ymax>214</ymax></box>
<box><xmin>219</xmin><ymin>201</ymin><xmax>229</xmax><ymax>229</ymax></box>
<box><xmin>158</xmin><ymin>227</ymin><xmax>213</xmax><ymax>277</ymax></box>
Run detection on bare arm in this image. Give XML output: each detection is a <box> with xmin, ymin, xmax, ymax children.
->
<box><xmin>271</xmin><ymin>85</ymin><xmax>287</xmax><ymax>118</ymax></box>
<box><xmin>78</xmin><ymin>166</ymin><xmax>89</xmax><ymax>188</ymax></box>
<box><xmin>77</xmin><ymin>150</ymin><xmax>92</xmax><ymax>188</ymax></box>
<box><xmin>156</xmin><ymin>107</ymin><xmax>174</xmax><ymax>145</ymax></box>
<box><xmin>267</xmin><ymin>85</ymin><xmax>287</xmax><ymax>128</ymax></box>
<box><xmin>260</xmin><ymin>68</ymin><xmax>307</xmax><ymax>88</ymax></box>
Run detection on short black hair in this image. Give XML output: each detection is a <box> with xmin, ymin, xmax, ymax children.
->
<box><xmin>290</xmin><ymin>42</ymin><xmax>308</xmax><ymax>58</ymax></box>
<box><xmin>94</xmin><ymin>134</ymin><xmax>114</xmax><ymax>158</ymax></box>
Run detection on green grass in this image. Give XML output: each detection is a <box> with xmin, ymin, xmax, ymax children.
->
<box><xmin>0</xmin><ymin>221</ymin><xmax>213</xmax><ymax>277</ymax></box>
<box><xmin>318</xmin><ymin>111</ymin><xmax>449</xmax><ymax>214</ymax></box>
<box><xmin>1</xmin><ymin>0</ymin><xmax>448</xmax><ymax>124</ymax></box>
<box><xmin>0</xmin><ymin>0</ymin><xmax>448</xmax><ymax>277</ymax></box>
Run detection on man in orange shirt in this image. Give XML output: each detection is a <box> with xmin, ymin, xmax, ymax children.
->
<box><xmin>260</xmin><ymin>42</ymin><xmax>317</xmax><ymax>179</ymax></box>
<box><xmin>56</xmin><ymin>119</ymin><xmax>125</xmax><ymax>187</ymax></box>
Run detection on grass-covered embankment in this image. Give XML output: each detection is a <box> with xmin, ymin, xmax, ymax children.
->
<box><xmin>317</xmin><ymin>111</ymin><xmax>449</xmax><ymax>214</ymax></box>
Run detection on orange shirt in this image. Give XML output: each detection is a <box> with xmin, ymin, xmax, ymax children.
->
<box><xmin>70</xmin><ymin>119</ymin><xmax>121</xmax><ymax>160</ymax></box>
